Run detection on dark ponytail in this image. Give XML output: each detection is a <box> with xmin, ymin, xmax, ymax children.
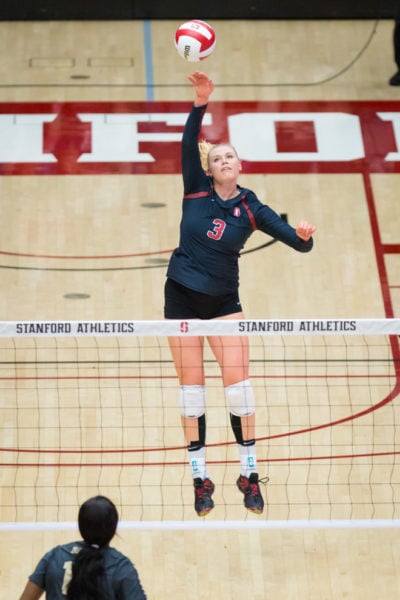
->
<box><xmin>67</xmin><ymin>496</ymin><xmax>119</xmax><ymax>600</ymax></box>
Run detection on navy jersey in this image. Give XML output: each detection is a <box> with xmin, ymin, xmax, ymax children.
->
<box><xmin>28</xmin><ymin>541</ymin><xmax>147</xmax><ymax>599</ymax></box>
<box><xmin>166</xmin><ymin>104</ymin><xmax>313</xmax><ymax>296</ymax></box>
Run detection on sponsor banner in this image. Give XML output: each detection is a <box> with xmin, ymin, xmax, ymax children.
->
<box><xmin>0</xmin><ymin>319</ymin><xmax>399</xmax><ymax>337</ymax></box>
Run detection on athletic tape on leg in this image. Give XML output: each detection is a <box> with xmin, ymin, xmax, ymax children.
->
<box><xmin>179</xmin><ymin>385</ymin><xmax>206</xmax><ymax>418</ymax></box>
<box><xmin>225</xmin><ymin>379</ymin><xmax>255</xmax><ymax>417</ymax></box>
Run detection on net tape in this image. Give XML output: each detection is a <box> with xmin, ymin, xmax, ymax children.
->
<box><xmin>1</xmin><ymin>318</ymin><xmax>400</xmax><ymax>337</ymax></box>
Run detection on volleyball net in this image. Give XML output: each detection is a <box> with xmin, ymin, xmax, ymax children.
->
<box><xmin>0</xmin><ymin>318</ymin><xmax>399</xmax><ymax>528</ymax></box>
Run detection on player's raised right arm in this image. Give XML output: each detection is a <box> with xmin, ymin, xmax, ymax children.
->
<box><xmin>188</xmin><ymin>71</ymin><xmax>215</xmax><ymax>106</ymax></box>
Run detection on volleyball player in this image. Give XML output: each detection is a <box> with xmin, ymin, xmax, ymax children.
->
<box><xmin>164</xmin><ymin>71</ymin><xmax>316</xmax><ymax>517</ymax></box>
<box><xmin>18</xmin><ymin>495</ymin><xmax>147</xmax><ymax>599</ymax></box>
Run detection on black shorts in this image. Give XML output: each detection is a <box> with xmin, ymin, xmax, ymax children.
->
<box><xmin>164</xmin><ymin>278</ymin><xmax>242</xmax><ymax>319</ymax></box>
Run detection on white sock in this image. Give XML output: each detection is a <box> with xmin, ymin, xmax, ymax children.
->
<box><xmin>238</xmin><ymin>444</ymin><xmax>257</xmax><ymax>477</ymax></box>
<box><xmin>188</xmin><ymin>447</ymin><xmax>208</xmax><ymax>480</ymax></box>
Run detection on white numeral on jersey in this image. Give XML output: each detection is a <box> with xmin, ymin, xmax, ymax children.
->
<box><xmin>62</xmin><ymin>561</ymin><xmax>73</xmax><ymax>594</ymax></box>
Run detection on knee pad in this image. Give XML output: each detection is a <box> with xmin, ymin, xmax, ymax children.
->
<box><xmin>225</xmin><ymin>379</ymin><xmax>255</xmax><ymax>417</ymax></box>
<box><xmin>179</xmin><ymin>385</ymin><xmax>206</xmax><ymax>418</ymax></box>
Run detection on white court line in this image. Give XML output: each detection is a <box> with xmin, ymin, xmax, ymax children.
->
<box><xmin>2</xmin><ymin>519</ymin><xmax>400</xmax><ymax>532</ymax></box>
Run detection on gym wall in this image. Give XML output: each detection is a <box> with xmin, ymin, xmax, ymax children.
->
<box><xmin>0</xmin><ymin>0</ymin><xmax>397</xmax><ymax>21</ymax></box>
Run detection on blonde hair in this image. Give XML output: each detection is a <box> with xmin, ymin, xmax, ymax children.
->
<box><xmin>198</xmin><ymin>139</ymin><xmax>214</xmax><ymax>172</ymax></box>
<box><xmin>198</xmin><ymin>140</ymin><xmax>240</xmax><ymax>173</ymax></box>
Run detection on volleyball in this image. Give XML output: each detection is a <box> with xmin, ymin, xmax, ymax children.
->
<box><xmin>174</xmin><ymin>20</ymin><xmax>216</xmax><ymax>62</ymax></box>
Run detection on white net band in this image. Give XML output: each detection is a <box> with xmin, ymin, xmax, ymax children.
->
<box><xmin>1</xmin><ymin>318</ymin><xmax>400</xmax><ymax>337</ymax></box>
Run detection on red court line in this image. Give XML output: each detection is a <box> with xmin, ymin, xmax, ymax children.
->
<box><xmin>360</xmin><ymin>170</ymin><xmax>400</xmax><ymax>385</ymax></box>
<box><xmin>382</xmin><ymin>245</ymin><xmax>400</xmax><ymax>254</ymax></box>
<box><xmin>362</xmin><ymin>170</ymin><xmax>395</xmax><ymax>319</ymax></box>
<box><xmin>1</xmin><ymin>450</ymin><xmax>400</xmax><ymax>468</ymax></box>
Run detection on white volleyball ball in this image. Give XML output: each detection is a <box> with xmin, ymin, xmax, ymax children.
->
<box><xmin>174</xmin><ymin>20</ymin><xmax>216</xmax><ymax>62</ymax></box>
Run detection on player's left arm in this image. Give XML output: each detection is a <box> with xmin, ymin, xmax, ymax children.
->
<box><xmin>254</xmin><ymin>201</ymin><xmax>315</xmax><ymax>252</ymax></box>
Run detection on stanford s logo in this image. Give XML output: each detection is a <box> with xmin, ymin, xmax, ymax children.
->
<box><xmin>180</xmin><ymin>321</ymin><xmax>189</xmax><ymax>333</ymax></box>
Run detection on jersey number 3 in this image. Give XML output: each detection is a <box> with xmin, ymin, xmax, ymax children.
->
<box><xmin>207</xmin><ymin>219</ymin><xmax>226</xmax><ymax>240</ymax></box>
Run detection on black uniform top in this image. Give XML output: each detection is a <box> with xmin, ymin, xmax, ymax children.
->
<box><xmin>28</xmin><ymin>541</ymin><xmax>147</xmax><ymax>599</ymax></box>
<box><xmin>166</xmin><ymin>104</ymin><xmax>313</xmax><ymax>296</ymax></box>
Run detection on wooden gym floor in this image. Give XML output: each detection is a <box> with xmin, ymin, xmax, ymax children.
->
<box><xmin>0</xmin><ymin>18</ymin><xmax>400</xmax><ymax>600</ymax></box>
